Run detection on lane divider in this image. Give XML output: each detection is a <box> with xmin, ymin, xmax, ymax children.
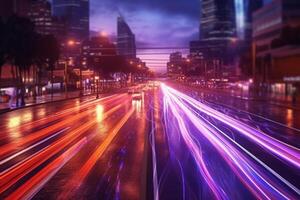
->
<box><xmin>0</xmin><ymin>95</ymin><xmax>127</xmax><ymax>159</ymax></box>
<box><xmin>60</xmin><ymin>107</ymin><xmax>135</xmax><ymax>199</ymax></box>
<box><xmin>6</xmin><ymin>137</ymin><xmax>88</xmax><ymax>200</ymax></box>
<box><xmin>0</xmin><ymin>103</ymin><xmax>126</xmax><ymax>194</ymax></box>
<box><xmin>0</xmin><ymin>127</ymin><xmax>70</xmax><ymax>166</ymax></box>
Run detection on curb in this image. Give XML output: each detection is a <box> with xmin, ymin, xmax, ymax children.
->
<box><xmin>0</xmin><ymin>93</ymin><xmax>95</xmax><ymax>115</ymax></box>
<box><xmin>178</xmin><ymin>83</ymin><xmax>300</xmax><ymax>111</ymax></box>
<box><xmin>0</xmin><ymin>87</ymin><xmax>131</xmax><ymax>115</ymax></box>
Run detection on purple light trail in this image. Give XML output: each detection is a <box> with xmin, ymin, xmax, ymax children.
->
<box><xmin>161</xmin><ymin>84</ymin><xmax>300</xmax><ymax>199</ymax></box>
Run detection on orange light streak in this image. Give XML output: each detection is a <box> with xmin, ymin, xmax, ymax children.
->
<box><xmin>0</xmin><ymin>95</ymin><xmax>127</xmax><ymax>158</ymax></box>
<box><xmin>60</xmin><ymin>107</ymin><xmax>135</xmax><ymax>198</ymax></box>
<box><xmin>0</xmin><ymin>103</ymin><xmax>126</xmax><ymax>194</ymax></box>
<box><xmin>6</xmin><ymin>138</ymin><xmax>88</xmax><ymax>200</ymax></box>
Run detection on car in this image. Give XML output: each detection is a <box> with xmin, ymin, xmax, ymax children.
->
<box><xmin>132</xmin><ymin>90</ymin><xmax>142</xmax><ymax>100</ymax></box>
<box><xmin>128</xmin><ymin>88</ymin><xmax>135</xmax><ymax>94</ymax></box>
<box><xmin>0</xmin><ymin>91</ymin><xmax>10</xmax><ymax>103</ymax></box>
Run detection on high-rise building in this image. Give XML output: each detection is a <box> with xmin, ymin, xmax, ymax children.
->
<box><xmin>190</xmin><ymin>0</ymin><xmax>238</xmax><ymax>79</ymax></box>
<box><xmin>52</xmin><ymin>0</ymin><xmax>89</xmax><ymax>41</ymax></box>
<box><xmin>167</xmin><ymin>52</ymin><xmax>185</xmax><ymax>77</ymax></box>
<box><xmin>26</xmin><ymin>1</ymin><xmax>67</xmax><ymax>42</ymax></box>
<box><xmin>200</xmin><ymin>0</ymin><xmax>236</xmax><ymax>40</ymax></box>
<box><xmin>240</xmin><ymin>0</ymin><xmax>263</xmax><ymax>41</ymax></box>
<box><xmin>81</xmin><ymin>36</ymin><xmax>117</xmax><ymax>70</ymax></box>
<box><xmin>117</xmin><ymin>16</ymin><xmax>136</xmax><ymax>59</ymax></box>
<box><xmin>0</xmin><ymin>0</ymin><xmax>31</xmax><ymax>19</ymax></box>
<box><xmin>27</xmin><ymin>0</ymin><xmax>52</xmax><ymax>35</ymax></box>
<box><xmin>252</xmin><ymin>0</ymin><xmax>300</xmax><ymax>88</ymax></box>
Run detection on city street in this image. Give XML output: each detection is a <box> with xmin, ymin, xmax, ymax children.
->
<box><xmin>0</xmin><ymin>83</ymin><xmax>299</xmax><ymax>199</ymax></box>
<box><xmin>1</xmin><ymin>0</ymin><xmax>300</xmax><ymax>199</ymax></box>
<box><xmin>0</xmin><ymin>90</ymin><xmax>150</xmax><ymax>199</ymax></box>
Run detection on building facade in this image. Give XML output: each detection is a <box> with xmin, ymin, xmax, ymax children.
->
<box><xmin>189</xmin><ymin>0</ymin><xmax>238</xmax><ymax>79</ymax></box>
<box><xmin>253</xmin><ymin>0</ymin><xmax>300</xmax><ymax>94</ymax></box>
<box><xmin>81</xmin><ymin>36</ymin><xmax>117</xmax><ymax>71</ymax></box>
<box><xmin>167</xmin><ymin>52</ymin><xmax>185</xmax><ymax>77</ymax></box>
<box><xmin>52</xmin><ymin>0</ymin><xmax>89</xmax><ymax>41</ymax></box>
<box><xmin>243</xmin><ymin>0</ymin><xmax>264</xmax><ymax>41</ymax></box>
<box><xmin>27</xmin><ymin>0</ymin><xmax>53</xmax><ymax>35</ymax></box>
<box><xmin>200</xmin><ymin>0</ymin><xmax>236</xmax><ymax>40</ymax></box>
<box><xmin>117</xmin><ymin>16</ymin><xmax>136</xmax><ymax>59</ymax></box>
<box><xmin>0</xmin><ymin>0</ymin><xmax>31</xmax><ymax>19</ymax></box>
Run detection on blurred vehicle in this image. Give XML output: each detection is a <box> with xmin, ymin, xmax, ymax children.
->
<box><xmin>143</xmin><ymin>86</ymin><xmax>149</xmax><ymax>92</ymax></box>
<box><xmin>132</xmin><ymin>90</ymin><xmax>142</xmax><ymax>100</ymax></box>
<box><xmin>154</xmin><ymin>81</ymin><xmax>160</xmax><ymax>87</ymax></box>
<box><xmin>128</xmin><ymin>88</ymin><xmax>135</xmax><ymax>94</ymax></box>
<box><xmin>0</xmin><ymin>91</ymin><xmax>10</xmax><ymax>103</ymax></box>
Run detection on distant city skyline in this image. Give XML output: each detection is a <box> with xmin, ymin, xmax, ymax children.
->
<box><xmin>52</xmin><ymin>0</ymin><xmax>89</xmax><ymax>40</ymax></box>
<box><xmin>89</xmin><ymin>0</ymin><xmax>272</xmax><ymax>72</ymax></box>
<box><xmin>48</xmin><ymin>0</ymin><xmax>272</xmax><ymax>72</ymax></box>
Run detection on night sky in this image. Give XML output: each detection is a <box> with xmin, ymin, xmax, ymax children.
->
<box><xmin>90</xmin><ymin>0</ymin><xmax>200</xmax><ymax>72</ymax></box>
<box><xmin>91</xmin><ymin>0</ymin><xmax>200</xmax><ymax>46</ymax></box>
<box><xmin>49</xmin><ymin>0</ymin><xmax>274</xmax><ymax>72</ymax></box>
<box><xmin>90</xmin><ymin>0</ymin><xmax>271</xmax><ymax>72</ymax></box>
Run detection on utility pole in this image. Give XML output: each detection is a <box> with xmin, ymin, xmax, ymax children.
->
<box><xmin>64</xmin><ymin>61</ymin><xmax>68</xmax><ymax>98</ymax></box>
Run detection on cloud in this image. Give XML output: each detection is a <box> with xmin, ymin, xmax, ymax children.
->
<box><xmin>90</xmin><ymin>0</ymin><xmax>199</xmax><ymax>46</ymax></box>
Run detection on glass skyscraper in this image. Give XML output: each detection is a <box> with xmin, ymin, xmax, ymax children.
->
<box><xmin>244</xmin><ymin>0</ymin><xmax>263</xmax><ymax>40</ymax></box>
<box><xmin>200</xmin><ymin>0</ymin><xmax>236</xmax><ymax>40</ymax></box>
<box><xmin>52</xmin><ymin>0</ymin><xmax>89</xmax><ymax>41</ymax></box>
<box><xmin>117</xmin><ymin>16</ymin><xmax>136</xmax><ymax>59</ymax></box>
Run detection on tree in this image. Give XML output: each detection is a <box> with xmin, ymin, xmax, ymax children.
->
<box><xmin>46</xmin><ymin>35</ymin><xmax>60</xmax><ymax>99</ymax></box>
<box><xmin>35</xmin><ymin>34</ymin><xmax>60</xmax><ymax>99</ymax></box>
<box><xmin>5</xmin><ymin>15</ymin><xmax>37</xmax><ymax>106</ymax></box>
<box><xmin>0</xmin><ymin>18</ymin><xmax>6</xmax><ymax>80</ymax></box>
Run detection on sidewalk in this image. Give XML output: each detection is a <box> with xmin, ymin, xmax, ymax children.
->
<box><xmin>209</xmin><ymin>87</ymin><xmax>300</xmax><ymax>110</ymax></box>
<box><xmin>0</xmin><ymin>91</ymin><xmax>93</xmax><ymax>114</ymax></box>
<box><xmin>178</xmin><ymin>82</ymin><xmax>300</xmax><ymax>110</ymax></box>
<box><xmin>0</xmin><ymin>85</ymin><xmax>132</xmax><ymax>114</ymax></box>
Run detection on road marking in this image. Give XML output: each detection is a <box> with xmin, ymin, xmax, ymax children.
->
<box><xmin>6</xmin><ymin>138</ymin><xmax>88</xmax><ymax>200</ymax></box>
<box><xmin>150</xmin><ymin>107</ymin><xmax>159</xmax><ymax>200</ymax></box>
<box><xmin>0</xmin><ymin>127</ymin><xmax>70</xmax><ymax>166</ymax></box>
<box><xmin>60</xmin><ymin>107</ymin><xmax>135</xmax><ymax>198</ymax></box>
<box><xmin>205</xmin><ymin>100</ymin><xmax>300</xmax><ymax>133</ymax></box>
<box><xmin>0</xmin><ymin>103</ymin><xmax>126</xmax><ymax>194</ymax></box>
<box><xmin>0</xmin><ymin>95</ymin><xmax>126</xmax><ymax>158</ymax></box>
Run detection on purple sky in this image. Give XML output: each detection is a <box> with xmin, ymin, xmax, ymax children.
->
<box><xmin>90</xmin><ymin>0</ymin><xmax>200</xmax><ymax>73</ymax></box>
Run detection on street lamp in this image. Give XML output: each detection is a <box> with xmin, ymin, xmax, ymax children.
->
<box><xmin>67</xmin><ymin>39</ymin><xmax>85</xmax><ymax>97</ymax></box>
<box><xmin>68</xmin><ymin>40</ymin><xmax>75</xmax><ymax>46</ymax></box>
<box><xmin>64</xmin><ymin>61</ymin><xmax>68</xmax><ymax>98</ymax></box>
<box><xmin>100</xmin><ymin>31</ymin><xmax>108</xmax><ymax>37</ymax></box>
<box><xmin>230</xmin><ymin>37</ymin><xmax>238</xmax><ymax>43</ymax></box>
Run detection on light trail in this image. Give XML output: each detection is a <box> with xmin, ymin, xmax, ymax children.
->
<box><xmin>59</xmin><ymin>107</ymin><xmax>135</xmax><ymax>199</ymax></box>
<box><xmin>0</xmin><ymin>102</ymin><xmax>127</xmax><ymax>194</ymax></box>
<box><xmin>164</xmin><ymin>85</ymin><xmax>300</xmax><ymax>169</ymax></box>
<box><xmin>6</xmin><ymin>137</ymin><xmax>88</xmax><ymax>200</ymax></box>
<box><xmin>150</xmin><ymin>106</ymin><xmax>159</xmax><ymax>200</ymax></box>
<box><xmin>0</xmin><ymin>127</ymin><xmax>70</xmax><ymax>166</ymax></box>
<box><xmin>164</xmin><ymin>93</ymin><xmax>226</xmax><ymax>200</ymax></box>
<box><xmin>0</xmin><ymin>94</ymin><xmax>127</xmax><ymax>159</ymax></box>
<box><xmin>2</xmin><ymin>94</ymin><xmax>121</xmax><ymax>134</ymax></box>
<box><xmin>161</xmin><ymin>84</ymin><xmax>300</xmax><ymax>199</ymax></box>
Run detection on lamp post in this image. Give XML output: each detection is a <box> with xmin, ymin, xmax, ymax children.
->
<box><xmin>64</xmin><ymin>61</ymin><xmax>68</xmax><ymax>98</ymax></box>
<box><xmin>79</xmin><ymin>61</ymin><xmax>86</xmax><ymax>97</ymax></box>
<box><xmin>64</xmin><ymin>40</ymin><xmax>76</xmax><ymax>99</ymax></box>
<box><xmin>67</xmin><ymin>39</ymin><xmax>85</xmax><ymax>97</ymax></box>
<box><xmin>95</xmin><ymin>75</ymin><xmax>99</xmax><ymax>99</ymax></box>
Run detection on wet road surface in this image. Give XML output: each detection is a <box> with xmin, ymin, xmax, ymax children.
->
<box><xmin>0</xmin><ymin>84</ymin><xmax>299</xmax><ymax>199</ymax></box>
